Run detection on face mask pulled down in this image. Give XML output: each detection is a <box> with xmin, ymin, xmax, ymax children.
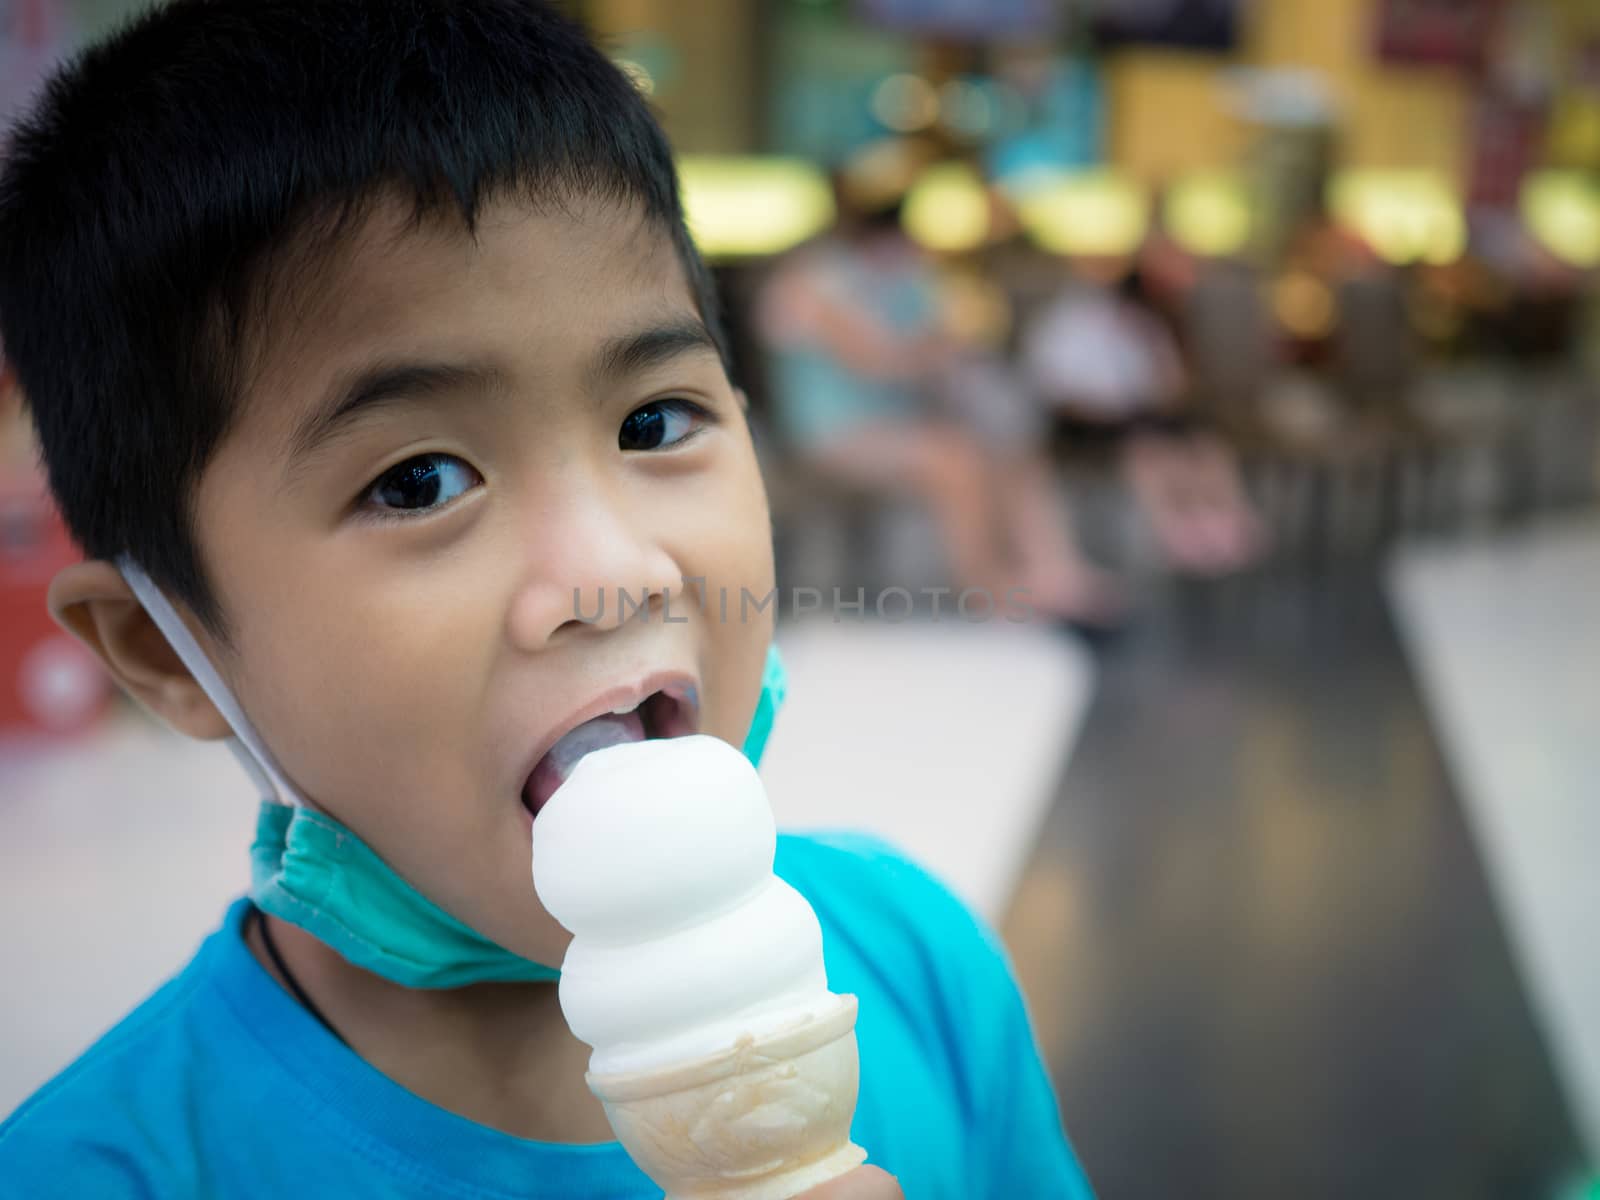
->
<box><xmin>117</xmin><ymin>558</ymin><xmax>788</xmax><ymax>989</ymax></box>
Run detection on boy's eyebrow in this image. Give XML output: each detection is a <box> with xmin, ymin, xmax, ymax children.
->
<box><xmin>284</xmin><ymin>318</ymin><xmax>717</xmax><ymax>466</ymax></box>
<box><xmin>287</xmin><ymin>360</ymin><xmax>502</xmax><ymax>462</ymax></box>
<box><xmin>587</xmin><ymin>318</ymin><xmax>720</xmax><ymax>389</ymax></box>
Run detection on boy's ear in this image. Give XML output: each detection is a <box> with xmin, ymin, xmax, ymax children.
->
<box><xmin>47</xmin><ymin>561</ymin><xmax>232</xmax><ymax>741</ymax></box>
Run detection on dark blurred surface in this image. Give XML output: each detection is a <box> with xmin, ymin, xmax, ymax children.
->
<box><xmin>1007</xmin><ymin>565</ymin><xmax>1589</xmax><ymax>1200</ymax></box>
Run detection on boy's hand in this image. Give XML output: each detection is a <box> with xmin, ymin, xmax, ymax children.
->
<box><xmin>797</xmin><ymin>1165</ymin><xmax>904</xmax><ymax>1198</ymax></box>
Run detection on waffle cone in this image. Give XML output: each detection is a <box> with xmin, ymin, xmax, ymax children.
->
<box><xmin>587</xmin><ymin>993</ymin><xmax>867</xmax><ymax>1200</ymax></box>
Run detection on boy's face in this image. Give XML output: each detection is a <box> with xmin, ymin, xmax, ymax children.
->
<box><xmin>189</xmin><ymin>193</ymin><xmax>774</xmax><ymax>966</ymax></box>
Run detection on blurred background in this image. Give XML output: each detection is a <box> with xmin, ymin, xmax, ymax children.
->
<box><xmin>2</xmin><ymin>0</ymin><xmax>1599</xmax><ymax>1197</ymax></box>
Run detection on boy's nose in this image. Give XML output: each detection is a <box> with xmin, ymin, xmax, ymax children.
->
<box><xmin>503</xmin><ymin>499</ymin><xmax>684</xmax><ymax>650</ymax></box>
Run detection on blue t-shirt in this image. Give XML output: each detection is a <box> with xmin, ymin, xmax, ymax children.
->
<box><xmin>1</xmin><ymin>833</ymin><xmax>1094</xmax><ymax>1198</ymax></box>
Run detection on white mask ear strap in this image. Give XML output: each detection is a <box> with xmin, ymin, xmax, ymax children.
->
<box><xmin>117</xmin><ymin>557</ymin><xmax>305</xmax><ymax>808</ymax></box>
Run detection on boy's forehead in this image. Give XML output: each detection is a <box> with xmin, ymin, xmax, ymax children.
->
<box><xmin>237</xmin><ymin>190</ymin><xmax>702</xmax><ymax>434</ymax></box>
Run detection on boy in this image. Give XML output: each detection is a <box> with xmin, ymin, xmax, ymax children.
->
<box><xmin>0</xmin><ymin>2</ymin><xmax>1095</xmax><ymax>1196</ymax></box>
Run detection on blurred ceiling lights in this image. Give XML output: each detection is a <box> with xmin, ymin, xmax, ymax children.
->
<box><xmin>1010</xmin><ymin>169</ymin><xmax>1149</xmax><ymax>257</ymax></box>
<box><xmin>677</xmin><ymin>157</ymin><xmax>835</xmax><ymax>259</ymax></box>
<box><xmin>1522</xmin><ymin>170</ymin><xmax>1600</xmax><ymax>268</ymax></box>
<box><xmin>902</xmin><ymin>161</ymin><xmax>991</xmax><ymax>252</ymax></box>
<box><xmin>1164</xmin><ymin>171</ymin><xmax>1252</xmax><ymax>258</ymax></box>
<box><xmin>1328</xmin><ymin>170</ymin><xmax>1465</xmax><ymax>266</ymax></box>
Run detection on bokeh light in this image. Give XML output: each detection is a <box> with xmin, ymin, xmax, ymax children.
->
<box><xmin>871</xmin><ymin>73</ymin><xmax>940</xmax><ymax>134</ymax></box>
<box><xmin>1328</xmin><ymin>170</ymin><xmax>1466</xmax><ymax>267</ymax></box>
<box><xmin>1272</xmin><ymin>270</ymin><xmax>1338</xmax><ymax>339</ymax></box>
<box><xmin>902</xmin><ymin>161</ymin><xmax>991</xmax><ymax>253</ymax></box>
<box><xmin>1164</xmin><ymin>170</ymin><xmax>1253</xmax><ymax>258</ymax></box>
<box><xmin>1522</xmin><ymin>170</ymin><xmax>1600</xmax><ymax>269</ymax></box>
<box><xmin>939</xmin><ymin>78</ymin><xmax>994</xmax><ymax>139</ymax></box>
<box><xmin>678</xmin><ymin>157</ymin><xmax>836</xmax><ymax>260</ymax></box>
<box><xmin>1010</xmin><ymin>169</ymin><xmax>1150</xmax><ymax>258</ymax></box>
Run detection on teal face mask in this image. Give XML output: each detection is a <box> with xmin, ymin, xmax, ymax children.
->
<box><xmin>249</xmin><ymin>799</ymin><xmax>561</xmax><ymax>987</ymax></box>
<box><xmin>120</xmin><ymin>559</ymin><xmax>788</xmax><ymax>989</ymax></box>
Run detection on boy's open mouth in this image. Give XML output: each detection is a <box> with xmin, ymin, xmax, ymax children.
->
<box><xmin>522</xmin><ymin>683</ymin><xmax>698</xmax><ymax>819</ymax></box>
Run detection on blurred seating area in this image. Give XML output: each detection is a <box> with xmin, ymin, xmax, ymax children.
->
<box><xmin>685</xmin><ymin>37</ymin><xmax>1600</xmax><ymax>612</ymax></box>
<box><xmin>587</xmin><ymin>1</ymin><xmax>1599</xmax><ymax>626</ymax></box>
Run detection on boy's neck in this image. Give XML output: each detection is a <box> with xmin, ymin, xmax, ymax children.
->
<box><xmin>245</xmin><ymin>910</ymin><xmax>615</xmax><ymax>1144</ymax></box>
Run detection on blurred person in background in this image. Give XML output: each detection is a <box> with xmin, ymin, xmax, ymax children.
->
<box><xmin>758</xmin><ymin>161</ymin><xmax>1123</xmax><ymax>627</ymax></box>
<box><xmin>1021</xmin><ymin>251</ymin><xmax>1265</xmax><ymax>576</ymax></box>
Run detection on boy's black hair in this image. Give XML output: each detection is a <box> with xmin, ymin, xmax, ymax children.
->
<box><xmin>0</xmin><ymin>0</ymin><xmax>725</xmax><ymax>638</ymax></box>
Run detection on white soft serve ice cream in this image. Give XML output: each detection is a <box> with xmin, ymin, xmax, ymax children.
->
<box><xmin>530</xmin><ymin>734</ymin><xmax>837</xmax><ymax>1078</ymax></box>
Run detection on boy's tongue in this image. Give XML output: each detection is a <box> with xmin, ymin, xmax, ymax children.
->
<box><xmin>526</xmin><ymin>710</ymin><xmax>648</xmax><ymax>813</ymax></box>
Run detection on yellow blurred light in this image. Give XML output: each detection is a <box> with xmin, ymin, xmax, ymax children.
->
<box><xmin>902</xmin><ymin>162</ymin><xmax>991</xmax><ymax>253</ymax></box>
<box><xmin>1013</xmin><ymin>170</ymin><xmax>1149</xmax><ymax>257</ymax></box>
<box><xmin>1164</xmin><ymin>171</ymin><xmax>1252</xmax><ymax>258</ymax></box>
<box><xmin>1522</xmin><ymin>171</ymin><xmax>1600</xmax><ymax>269</ymax></box>
<box><xmin>871</xmin><ymin>74</ymin><xmax>939</xmax><ymax>134</ymax></box>
<box><xmin>1328</xmin><ymin>170</ymin><xmax>1465</xmax><ymax>266</ymax></box>
<box><xmin>677</xmin><ymin>157</ymin><xmax>836</xmax><ymax>260</ymax></box>
<box><xmin>1272</xmin><ymin>271</ymin><xmax>1337</xmax><ymax>340</ymax></box>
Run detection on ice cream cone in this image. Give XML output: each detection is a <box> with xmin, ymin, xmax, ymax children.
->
<box><xmin>532</xmin><ymin>738</ymin><xmax>873</xmax><ymax>1197</ymax></box>
<box><xmin>587</xmin><ymin>993</ymin><xmax>867</xmax><ymax>1200</ymax></box>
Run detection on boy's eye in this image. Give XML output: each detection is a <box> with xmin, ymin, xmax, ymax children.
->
<box><xmin>619</xmin><ymin>398</ymin><xmax>709</xmax><ymax>452</ymax></box>
<box><xmin>363</xmin><ymin>453</ymin><xmax>483</xmax><ymax>516</ymax></box>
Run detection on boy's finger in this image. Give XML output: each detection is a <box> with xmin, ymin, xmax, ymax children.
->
<box><xmin>795</xmin><ymin>1164</ymin><xmax>904</xmax><ymax>1199</ymax></box>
